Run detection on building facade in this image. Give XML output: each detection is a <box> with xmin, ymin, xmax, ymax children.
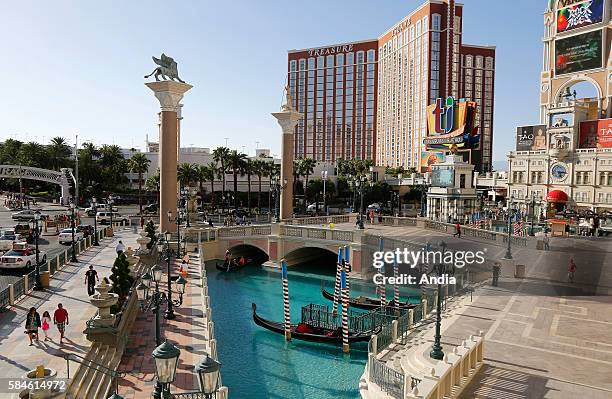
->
<box><xmin>508</xmin><ymin>0</ymin><xmax>612</xmax><ymax>215</ymax></box>
<box><xmin>287</xmin><ymin>40</ymin><xmax>378</xmax><ymax>162</ymax></box>
<box><xmin>287</xmin><ymin>0</ymin><xmax>495</xmax><ymax>173</ymax></box>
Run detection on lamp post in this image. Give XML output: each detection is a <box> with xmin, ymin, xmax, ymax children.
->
<box><xmin>158</xmin><ymin>231</ymin><xmax>186</xmax><ymax>320</ymax></box>
<box><xmin>151</xmin><ymin>342</ymin><xmax>222</xmax><ymax>399</ymax></box>
<box><xmin>271</xmin><ymin>176</ymin><xmax>287</xmax><ymax>222</ymax></box>
<box><xmin>92</xmin><ymin>197</ymin><xmax>99</xmax><ymax>246</ymax></box>
<box><xmin>397</xmin><ymin>173</ymin><xmax>403</xmax><ymax>216</ymax></box>
<box><xmin>69</xmin><ymin>202</ymin><xmax>78</xmax><ymax>262</ymax></box>
<box><xmin>420</xmin><ymin>178</ymin><xmax>427</xmax><ymax>217</ymax></box>
<box><xmin>181</xmin><ymin>187</ymin><xmax>192</xmax><ymax>228</ymax></box>
<box><xmin>504</xmin><ymin>196</ymin><xmax>516</xmax><ymax>260</ymax></box>
<box><xmin>33</xmin><ymin>211</ymin><xmax>43</xmax><ymax>291</ymax></box>
<box><xmin>430</xmin><ymin>241</ymin><xmax>451</xmax><ymax>360</ymax></box>
<box><xmin>356</xmin><ymin>176</ymin><xmax>366</xmax><ymax>230</ymax></box>
<box><xmin>167</xmin><ymin>210</ymin><xmax>183</xmax><ymax>257</ymax></box>
<box><xmin>528</xmin><ymin>193</ymin><xmax>539</xmax><ymax>236</ymax></box>
<box><xmin>321</xmin><ymin>170</ymin><xmax>328</xmax><ymax>216</ymax></box>
<box><xmin>108</xmin><ymin>194</ymin><xmax>114</xmax><ymax>229</ymax></box>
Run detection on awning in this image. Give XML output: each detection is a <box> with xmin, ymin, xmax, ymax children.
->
<box><xmin>546</xmin><ymin>190</ymin><xmax>569</xmax><ymax>202</ymax></box>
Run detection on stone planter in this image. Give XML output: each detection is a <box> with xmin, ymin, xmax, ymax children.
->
<box><xmin>20</xmin><ymin>367</ymin><xmax>61</xmax><ymax>399</ymax></box>
<box><xmin>136</xmin><ymin>230</ymin><xmax>151</xmax><ymax>252</ymax></box>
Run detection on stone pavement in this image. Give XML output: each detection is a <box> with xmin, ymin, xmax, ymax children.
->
<box><xmin>117</xmin><ymin>254</ymin><xmax>209</xmax><ymax>399</ymax></box>
<box><xmin>0</xmin><ymin>229</ymin><xmax>139</xmax><ymax>397</ymax></box>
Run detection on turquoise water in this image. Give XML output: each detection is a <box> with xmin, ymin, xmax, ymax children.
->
<box><xmin>206</xmin><ymin>262</ymin><xmax>419</xmax><ymax>399</ymax></box>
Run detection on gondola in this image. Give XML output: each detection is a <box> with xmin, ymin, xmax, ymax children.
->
<box><xmin>251</xmin><ymin>303</ymin><xmax>376</xmax><ymax>344</ymax></box>
<box><xmin>216</xmin><ymin>257</ymin><xmax>253</xmax><ymax>272</ymax></box>
<box><xmin>321</xmin><ymin>285</ymin><xmax>416</xmax><ymax>311</ymax></box>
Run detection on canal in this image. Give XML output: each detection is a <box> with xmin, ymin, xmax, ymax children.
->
<box><xmin>207</xmin><ymin>259</ymin><xmax>420</xmax><ymax>399</ymax></box>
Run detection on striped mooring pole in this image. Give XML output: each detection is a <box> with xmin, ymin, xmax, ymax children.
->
<box><xmin>281</xmin><ymin>259</ymin><xmax>291</xmax><ymax>341</ymax></box>
<box><xmin>393</xmin><ymin>257</ymin><xmax>400</xmax><ymax>317</ymax></box>
<box><xmin>332</xmin><ymin>247</ymin><xmax>343</xmax><ymax>316</ymax></box>
<box><xmin>344</xmin><ymin>245</ymin><xmax>351</xmax><ymax>292</ymax></box>
<box><xmin>341</xmin><ymin>269</ymin><xmax>349</xmax><ymax>353</ymax></box>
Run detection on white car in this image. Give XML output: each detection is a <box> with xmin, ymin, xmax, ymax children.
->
<box><xmin>0</xmin><ymin>233</ymin><xmax>26</xmax><ymax>251</ymax></box>
<box><xmin>96</xmin><ymin>212</ymin><xmax>128</xmax><ymax>225</ymax></box>
<box><xmin>58</xmin><ymin>228</ymin><xmax>84</xmax><ymax>245</ymax></box>
<box><xmin>11</xmin><ymin>210</ymin><xmax>49</xmax><ymax>221</ymax></box>
<box><xmin>0</xmin><ymin>244</ymin><xmax>47</xmax><ymax>270</ymax></box>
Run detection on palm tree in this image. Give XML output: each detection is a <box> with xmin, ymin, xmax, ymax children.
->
<box><xmin>196</xmin><ymin>163</ymin><xmax>217</xmax><ymax>210</ymax></box>
<box><xmin>252</xmin><ymin>160</ymin><xmax>265</xmax><ymax>211</ymax></box>
<box><xmin>227</xmin><ymin>150</ymin><xmax>247</xmax><ymax>208</ymax></box>
<box><xmin>177</xmin><ymin>163</ymin><xmax>198</xmax><ymax>189</ymax></box>
<box><xmin>128</xmin><ymin>153</ymin><xmax>151</xmax><ymax>216</ymax></box>
<box><xmin>47</xmin><ymin>137</ymin><xmax>72</xmax><ymax>171</ymax></box>
<box><xmin>212</xmin><ymin>147</ymin><xmax>230</xmax><ymax>204</ymax></box>
<box><xmin>293</xmin><ymin>158</ymin><xmax>303</xmax><ymax>196</ymax></box>
<box><xmin>243</xmin><ymin>159</ymin><xmax>254</xmax><ymax>213</ymax></box>
<box><xmin>145</xmin><ymin>172</ymin><xmax>160</xmax><ymax>193</ymax></box>
<box><xmin>301</xmin><ymin>157</ymin><xmax>316</xmax><ymax>192</ymax></box>
<box><xmin>267</xmin><ymin>161</ymin><xmax>280</xmax><ymax>213</ymax></box>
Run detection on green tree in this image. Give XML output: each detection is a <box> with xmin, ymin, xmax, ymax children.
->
<box><xmin>227</xmin><ymin>150</ymin><xmax>247</xmax><ymax>208</ymax></box>
<box><xmin>252</xmin><ymin>159</ymin><xmax>266</xmax><ymax>211</ymax></box>
<box><xmin>47</xmin><ymin>137</ymin><xmax>72</xmax><ymax>171</ymax></box>
<box><xmin>145</xmin><ymin>172</ymin><xmax>160</xmax><ymax>194</ymax></box>
<box><xmin>128</xmin><ymin>153</ymin><xmax>151</xmax><ymax>216</ymax></box>
<box><xmin>212</xmin><ymin>146</ymin><xmax>230</xmax><ymax>202</ymax></box>
<box><xmin>145</xmin><ymin>219</ymin><xmax>157</xmax><ymax>249</ymax></box>
<box><xmin>301</xmin><ymin>157</ymin><xmax>316</xmax><ymax>192</ymax></box>
<box><xmin>177</xmin><ymin>163</ymin><xmax>198</xmax><ymax>188</ymax></box>
<box><xmin>243</xmin><ymin>159</ymin><xmax>254</xmax><ymax>213</ymax></box>
<box><xmin>100</xmin><ymin>145</ymin><xmax>128</xmax><ymax>191</ymax></box>
<box><xmin>109</xmin><ymin>252</ymin><xmax>134</xmax><ymax>307</ymax></box>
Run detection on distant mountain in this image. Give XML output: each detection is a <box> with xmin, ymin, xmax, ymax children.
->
<box><xmin>492</xmin><ymin>160</ymin><xmax>507</xmax><ymax>171</ymax></box>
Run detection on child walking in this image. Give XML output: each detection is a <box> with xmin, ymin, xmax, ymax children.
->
<box><xmin>41</xmin><ymin>311</ymin><xmax>51</xmax><ymax>341</ymax></box>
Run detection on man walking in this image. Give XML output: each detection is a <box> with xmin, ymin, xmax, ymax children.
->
<box><xmin>116</xmin><ymin>240</ymin><xmax>125</xmax><ymax>255</ymax></box>
<box><xmin>85</xmin><ymin>265</ymin><xmax>99</xmax><ymax>296</ymax></box>
<box><xmin>453</xmin><ymin>222</ymin><xmax>461</xmax><ymax>238</ymax></box>
<box><xmin>568</xmin><ymin>258</ymin><xmax>577</xmax><ymax>283</ymax></box>
<box><xmin>543</xmin><ymin>233</ymin><xmax>550</xmax><ymax>251</ymax></box>
<box><xmin>53</xmin><ymin>303</ymin><xmax>69</xmax><ymax>344</ymax></box>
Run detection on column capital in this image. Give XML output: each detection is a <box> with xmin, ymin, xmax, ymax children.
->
<box><xmin>146</xmin><ymin>81</ymin><xmax>193</xmax><ymax>112</ymax></box>
<box><xmin>272</xmin><ymin>109</ymin><xmax>302</xmax><ymax>134</ymax></box>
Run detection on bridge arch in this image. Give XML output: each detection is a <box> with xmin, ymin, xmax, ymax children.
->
<box><xmin>282</xmin><ymin>245</ymin><xmax>338</xmax><ymax>273</ymax></box>
<box><xmin>0</xmin><ymin>165</ymin><xmax>75</xmax><ymax>204</ymax></box>
<box><xmin>226</xmin><ymin>243</ymin><xmax>270</xmax><ymax>265</ymax></box>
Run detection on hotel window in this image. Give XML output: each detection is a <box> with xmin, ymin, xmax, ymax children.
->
<box><xmin>432</xmin><ymin>14</ymin><xmax>441</xmax><ymax>31</ymax></box>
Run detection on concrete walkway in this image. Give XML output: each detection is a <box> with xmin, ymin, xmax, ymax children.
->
<box><xmin>117</xmin><ymin>253</ymin><xmax>210</xmax><ymax>399</ymax></box>
<box><xmin>0</xmin><ymin>229</ymin><xmax>139</xmax><ymax>397</ymax></box>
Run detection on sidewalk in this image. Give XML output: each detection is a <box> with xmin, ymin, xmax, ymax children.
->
<box><xmin>117</xmin><ymin>255</ymin><xmax>209</xmax><ymax>399</ymax></box>
<box><xmin>0</xmin><ymin>229</ymin><xmax>139</xmax><ymax>389</ymax></box>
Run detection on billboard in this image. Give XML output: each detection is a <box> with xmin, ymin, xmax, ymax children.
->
<box><xmin>555</xmin><ymin>30</ymin><xmax>602</xmax><ymax>75</ymax></box>
<box><xmin>516</xmin><ymin>125</ymin><xmax>547</xmax><ymax>151</ymax></box>
<box><xmin>420</xmin><ymin>152</ymin><xmax>446</xmax><ymax>173</ymax></box>
<box><xmin>431</xmin><ymin>166</ymin><xmax>455</xmax><ymax>188</ymax></box>
<box><xmin>557</xmin><ymin>0</ymin><xmax>604</xmax><ymax>34</ymax></box>
<box><xmin>424</xmin><ymin>97</ymin><xmax>480</xmax><ymax>151</ymax></box>
<box><xmin>579</xmin><ymin>118</ymin><xmax>612</xmax><ymax>148</ymax></box>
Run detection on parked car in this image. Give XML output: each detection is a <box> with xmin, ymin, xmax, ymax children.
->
<box><xmin>77</xmin><ymin>224</ymin><xmax>94</xmax><ymax>237</ymax></box>
<box><xmin>58</xmin><ymin>228</ymin><xmax>84</xmax><ymax>245</ymax></box>
<box><xmin>14</xmin><ymin>224</ymin><xmax>33</xmax><ymax>243</ymax></box>
<box><xmin>0</xmin><ymin>233</ymin><xmax>25</xmax><ymax>251</ymax></box>
<box><xmin>142</xmin><ymin>203</ymin><xmax>159</xmax><ymax>215</ymax></box>
<box><xmin>11</xmin><ymin>209</ymin><xmax>49</xmax><ymax>221</ymax></box>
<box><xmin>0</xmin><ymin>243</ymin><xmax>46</xmax><ymax>270</ymax></box>
<box><xmin>83</xmin><ymin>207</ymin><xmax>97</xmax><ymax>216</ymax></box>
<box><xmin>96</xmin><ymin>212</ymin><xmax>128</xmax><ymax>225</ymax></box>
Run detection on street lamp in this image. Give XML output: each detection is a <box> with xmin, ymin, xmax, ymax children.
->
<box><xmin>195</xmin><ymin>354</ymin><xmax>222</xmax><ymax>398</ymax></box>
<box><xmin>321</xmin><ymin>170</ymin><xmax>328</xmax><ymax>216</ymax></box>
<box><xmin>33</xmin><ymin>211</ymin><xmax>43</xmax><ymax>291</ymax></box>
<box><xmin>430</xmin><ymin>241</ymin><xmax>452</xmax><ymax>360</ymax></box>
<box><xmin>420</xmin><ymin>178</ymin><xmax>427</xmax><ymax>218</ymax></box>
<box><xmin>157</xmin><ymin>231</ymin><xmax>186</xmax><ymax>320</ymax></box>
<box><xmin>69</xmin><ymin>202</ymin><xmax>78</xmax><ymax>262</ymax></box>
<box><xmin>108</xmin><ymin>194</ymin><xmax>114</xmax><ymax>229</ymax></box>
<box><xmin>355</xmin><ymin>176</ymin><xmax>367</xmax><ymax>230</ymax></box>
<box><xmin>504</xmin><ymin>196</ymin><xmax>516</xmax><ymax>260</ymax></box>
<box><xmin>151</xmin><ymin>340</ymin><xmax>181</xmax><ymax>399</ymax></box>
<box><xmin>527</xmin><ymin>192</ymin><xmax>540</xmax><ymax>236</ymax></box>
<box><xmin>397</xmin><ymin>173</ymin><xmax>403</xmax><ymax>216</ymax></box>
<box><xmin>181</xmin><ymin>187</ymin><xmax>192</xmax><ymax>228</ymax></box>
<box><xmin>167</xmin><ymin>210</ymin><xmax>182</xmax><ymax>257</ymax></box>
<box><xmin>271</xmin><ymin>176</ymin><xmax>287</xmax><ymax>223</ymax></box>
<box><xmin>92</xmin><ymin>197</ymin><xmax>99</xmax><ymax>246</ymax></box>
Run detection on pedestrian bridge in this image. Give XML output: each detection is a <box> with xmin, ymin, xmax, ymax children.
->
<box><xmin>0</xmin><ymin>165</ymin><xmax>75</xmax><ymax>204</ymax></box>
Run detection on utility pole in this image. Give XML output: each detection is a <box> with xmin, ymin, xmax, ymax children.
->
<box><xmin>75</xmin><ymin>134</ymin><xmax>79</xmax><ymax>206</ymax></box>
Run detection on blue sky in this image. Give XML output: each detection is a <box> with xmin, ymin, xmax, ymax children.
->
<box><xmin>0</xmin><ymin>0</ymin><xmax>546</xmax><ymax>163</ymax></box>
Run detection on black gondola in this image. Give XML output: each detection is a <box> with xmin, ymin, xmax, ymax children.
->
<box><xmin>321</xmin><ymin>285</ymin><xmax>416</xmax><ymax>311</ymax></box>
<box><xmin>216</xmin><ymin>257</ymin><xmax>253</xmax><ymax>272</ymax></box>
<box><xmin>251</xmin><ymin>303</ymin><xmax>376</xmax><ymax>344</ymax></box>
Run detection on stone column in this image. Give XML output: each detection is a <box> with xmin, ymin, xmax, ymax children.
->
<box><xmin>146</xmin><ymin>81</ymin><xmax>192</xmax><ymax>232</ymax></box>
<box><xmin>272</xmin><ymin>105</ymin><xmax>302</xmax><ymax>221</ymax></box>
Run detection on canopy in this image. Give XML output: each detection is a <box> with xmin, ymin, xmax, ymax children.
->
<box><xmin>546</xmin><ymin>190</ymin><xmax>569</xmax><ymax>203</ymax></box>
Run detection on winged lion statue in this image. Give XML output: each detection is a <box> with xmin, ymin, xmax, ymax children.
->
<box><xmin>144</xmin><ymin>53</ymin><xmax>185</xmax><ymax>83</ymax></box>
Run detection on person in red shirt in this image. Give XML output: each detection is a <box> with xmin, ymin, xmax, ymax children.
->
<box><xmin>568</xmin><ymin>258</ymin><xmax>577</xmax><ymax>283</ymax></box>
<box><xmin>53</xmin><ymin>303</ymin><xmax>69</xmax><ymax>344</ymax></box>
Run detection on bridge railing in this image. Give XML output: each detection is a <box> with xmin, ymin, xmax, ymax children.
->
<box><xmin>283</xmin><ymin>214</ymin><xmax>355</xmax><ymax>226</ymax></box>
<box><xmin>424</xmin><ymin>220</ymin><xmax>528</xmax><ymax>247</ymax></box>
<box><xmin>280</xmin><ymin>225</ymin><xmax>354</xmax><ymax>242</ymax></box>
<box><xmin>379</xmin><ymin>216</ymin><xmax>417</xmax><ymax>227</ymax></box>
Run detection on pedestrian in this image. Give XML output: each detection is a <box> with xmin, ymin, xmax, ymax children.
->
<box><xmin>53</xmin><ymin>303</ymin><xmax>69</xmax><ymax>344</ymax></box>
<box><xmin>568</xmin><ymin>258</ymin><xmax>577</xmax><ymax>283</ymax></box>
<box><xmin>85</xmin><ymin>265</ymin><xmax>99</xmax><ymax>296</ymax></box>
<box><xmin>140</xmin><ymin>217</ymin><xmax>145</xmax><ymax>229</ymax></box>
<box><xmin>25</xmin><ymin>307</ymin><xmax>41</xmax><ymax>346</ymax></box>
<box><xmin>453</xmin><ymin>222</ymin><xmax>461</xmax><ymax>238</ymax></box>
<box><xmin>543</xmin><ymin>233</ymin><xmax>550</xmax><ymax>251</ymax></box>
<box><xmin>116</xmin><ymin>240</ymin><xmax>125</xmax><ymax>254</ymax></box>
<box><xmin>41</xmin><ymin>311</ymin><xmax>51</xmax><ymax>341</ymax></box>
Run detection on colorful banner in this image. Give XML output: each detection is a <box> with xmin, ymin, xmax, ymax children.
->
<box><xmin>431</xmin><ymin>166</ymin><xmax>454</xmax><ymax>188</ymax></box>
<box><xmin>555</xmin><ymin>29</ymin><xmax>602</xmax><ymax>75</ymax></box>
<box><xmin>425</xmin><ymin>97</ymin><xmax>479</xmax><ymax>150</ymax></box>
<box><xmin>557</xmin><ymin>0</ymin><xmax>604</xmax><ymax>34</ymax></box>
<box><xmin>579</xmin><ymin>118</ymin><xmax>612</xmax><ymax>148</ymax></box>
<box><xmin>550</xmin><ymin>112</ymin><xmax>574</xmax><ymax>128</ymax></box>
<box><xmin>516</xmin><ymin>125</ymin><xmax>547</xmax><ymax>151</ymax></box>
<box><xmin>420</xmin><ymin>152</ymin><xmax>445</xmax><ymax>173</ymax></box>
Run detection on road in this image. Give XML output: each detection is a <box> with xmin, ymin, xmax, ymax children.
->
<box><xmin>0</xmin><ymin>198</ymin><xmax>139</xmax><ymax>290</ymax></box>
